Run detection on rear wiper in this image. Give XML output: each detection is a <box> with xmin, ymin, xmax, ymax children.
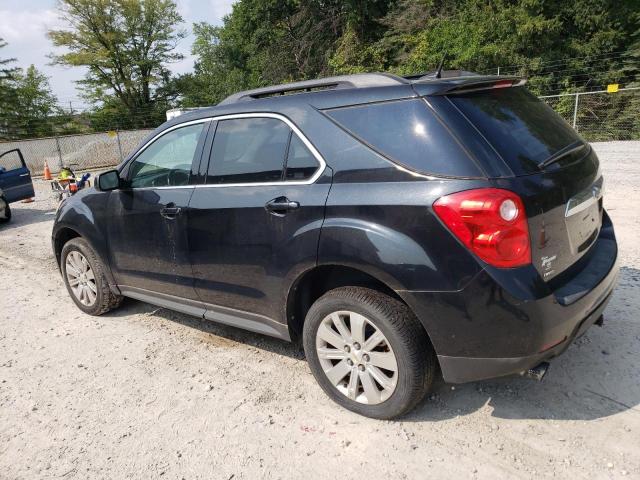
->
<box><xmin>537</xmin><ymin>141</ymin><xmax>588</xmax><ymax>169</ymax></box>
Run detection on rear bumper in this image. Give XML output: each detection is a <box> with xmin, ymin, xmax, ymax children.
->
<box><xmin>437</xmin><ymin>284</ymin><xmax>614</xmax><ymax>383</ymax></box>
<box><xmin>400</xmin><ymin>215</ymin><xmax>619</xmax><ymax>384</ymax></box>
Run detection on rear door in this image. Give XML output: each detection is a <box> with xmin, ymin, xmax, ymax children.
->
<box><xmin>447</xmin><ymin>86</ymin><xmax>602</xmax><ymax>280</ymax></box>
<box><xmin>0</xmin><ymin>149</ymin><xmax>35</xmax><ymax>203</ymax></box>
<box><xmin>188</xmin><ymin>114</ymin><xmax>330</xmax><ymax>327</ymax></box>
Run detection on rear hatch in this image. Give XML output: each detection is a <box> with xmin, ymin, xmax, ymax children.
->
<box><xmin>447</xmin><ymin>85</ymin><xmax>603</xmax><ymax>281</ymax></box>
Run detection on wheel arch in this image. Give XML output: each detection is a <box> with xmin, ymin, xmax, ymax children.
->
<box><xmin>53</xmin><ymin>226</ymin><xmax>82</xmax><ymax>268</ymax></box>
<box><xmin>53</xmin><ymin>224</ymin><xmax>119</xmax><ymax>294</ymax></box>
<box><xmin>286</xmin><ymin>264</ymin><xmax>434</xmax><ymax>349</ymax></box>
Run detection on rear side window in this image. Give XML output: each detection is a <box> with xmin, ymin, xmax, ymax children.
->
<box><xmin>449</xmin><ymin>87</ymin><xmax>582</xmax><ymax>175</ymax></box>
<box><xmin>325</xmin><ymin>99</ymin><xmax>482</xmax><ymax>177</ymax></box>
<box><xmin>207</xmin><ymin>117</ymin><xmax>290</xmax><ymax>184</ymax></box>
<box><xmin>285</xmin><ymin>135</ymin><xmax>318</xmax><ymax>181</ymax></box>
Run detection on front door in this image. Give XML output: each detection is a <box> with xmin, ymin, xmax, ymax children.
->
<box><xmin>188</xmin><ymin>115</ymin><xmax>330</xmax><ymax>326</ymax></box>
<box><xmin>107</xmin><ymin>121</ymin><xmax>209</xmax><ymax>299</ymax></box>
<box><xmin>0</xmin><ymin>149</ymin><xmax>35</xmax><ymax>202</ymax></box>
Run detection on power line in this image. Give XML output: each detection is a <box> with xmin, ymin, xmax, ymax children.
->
<box><xmin>480</xmin><ymin>50</ymin><xmax>635</xmax><ymax>73</ymax></box>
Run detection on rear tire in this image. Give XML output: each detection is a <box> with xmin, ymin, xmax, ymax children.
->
<box><xmin>61</xmin><ymin>237</ymin><xmax>123</xmax><ymax>315</ymax></box>
<box><xmin>303</xmin><ymin>287</ymin><xmax>435</xmax><ymax>419</ymax></box>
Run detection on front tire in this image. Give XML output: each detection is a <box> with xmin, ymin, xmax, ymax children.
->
<box><xmin>61</xmin><ymin>237</ymin><xmax>123</xmax><ymax>315</ymax></box>
<box><xmin>303</xmin><ymin>287</ymin><xmax>436</xmax><ymax>419</ymax></box>
<box><xmin>0</xmin><ymin>199</ymin><xmax>10</xmax><ymax>223</ymax></box>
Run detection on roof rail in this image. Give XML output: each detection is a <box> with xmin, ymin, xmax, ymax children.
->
<box><xmin>218</xmin><ymin>73</ymin><xmax>408</xmax><ymax>105</ymax></box>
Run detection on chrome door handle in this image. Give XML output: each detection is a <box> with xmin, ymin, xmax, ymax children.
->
<box><xmin>265</xmin><ymin>197</ymin><xmax>300</xmax><ymax>215</ymax></box>
<box><xmin>160</xmin><ymin>206</ymin><xmax>182</xmax><ymax>219</ymax></box>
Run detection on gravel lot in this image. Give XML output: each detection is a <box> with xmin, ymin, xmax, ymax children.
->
<box><xmin>1</xmin><ymin>142</ymin><xmax>639</xmax><ymax>480</ymax></box>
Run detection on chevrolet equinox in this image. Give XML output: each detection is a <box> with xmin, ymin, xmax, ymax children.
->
<box><xmin>52</xmin><ymin>71</ymin><xmax>619</xmax><ymax>419</ymax></box>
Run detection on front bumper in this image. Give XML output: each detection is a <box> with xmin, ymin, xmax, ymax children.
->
<box><xmin>401</xmin><ymin>218</ymin><xmax>619</xmax><ymax>384</ymax></box>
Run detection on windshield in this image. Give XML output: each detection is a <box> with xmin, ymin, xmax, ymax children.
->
<box><xmin>449</xmin><ymin>87</ymin><xmax>583</xmax><ymax>175</ymax></box>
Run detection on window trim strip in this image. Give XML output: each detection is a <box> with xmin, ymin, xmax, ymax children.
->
<box><xmin>120</xmin><ymin>112</ymin><xmax>327</xmax><ymax>189</ymax></box>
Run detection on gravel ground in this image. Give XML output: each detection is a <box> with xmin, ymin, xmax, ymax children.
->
<box><xmin>1</xmin><ymin>142</ymin><xmax>639</xmax><ymax>480</ymax></box>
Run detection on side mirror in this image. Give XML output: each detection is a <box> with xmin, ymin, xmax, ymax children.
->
<box><xmin>96</xmin><ymin>169</ymin><xmax>120</xmax><ymax>192</ymax></box>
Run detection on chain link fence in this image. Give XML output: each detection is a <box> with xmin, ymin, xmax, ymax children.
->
<box><xmin>0</xmin><ymin>129</ymin><xmax>153</xmax><ymax>176</ymax></box>
<box><xmin>540</xmin><ymin>87</ymin><xmax>640</xmax><ymax>141</ymax></box>
<box><xmin>1</xmin><ymin>87</ymin><xmax>639</xmax><ymax>177</ymax></box>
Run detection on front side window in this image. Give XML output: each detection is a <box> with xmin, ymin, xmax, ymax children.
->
<box><xmin>206</xmin><ymin>118</ymin><xmax>291</xmax><ymax>184</ymax></box>
<box><xmin>128</xmin><ymin>123</ymin><xmax>205</xmax><ymax>188</ymax></box>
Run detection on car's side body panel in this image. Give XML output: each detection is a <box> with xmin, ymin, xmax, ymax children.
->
<box><xmin>319</xmin><ymin>180</ymin><xmax>485</xmax><ymax>292</ymax></box>
<box><xmin>187</xmin><ymin>174</ymin><xmax>332</xmax><ymax>325</ymax></box>
<box><xmin>106</xmin><ymin>187</ymin><xmax>198</xmax><ymax>299</ymax></box>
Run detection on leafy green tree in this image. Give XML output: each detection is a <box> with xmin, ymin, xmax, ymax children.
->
<box><xmin>1</xmin><ymin>65</ymin><xmax>61</xmax><ymax>139</ymax></box>
<box><xmin>370</xmin><ymin>0</ymin><xmax>638</xmax><ymax>95</ymax></box>
<box><xmin>182</xmin><ymin>0</ymin><xmax>638</xmax><ymax>103</ymax></box>
<box><xmin>0</xmin><ymin>37</ymin><xmax>17</xmax><ymax>82</ymax></box>
<box><xmin>178</xmin><ymin>0</ymin><xmax>396</xmax><ymax>106</ymax></box>
<box><xmin>48</xmin><ymin>0</ymin><xmax>186</xmax><ymax>127</ymax></box>
<box><xmin>0</xmin><ymin>37</ymin><xmax>18</xmax><ymax>137</ymax></box>
<box><xmin>175</xmin><ymin>0</ymin><xmax>638</xmax><ymax>141</ymax></box>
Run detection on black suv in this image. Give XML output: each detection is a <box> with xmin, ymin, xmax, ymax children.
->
<box><xmin>53</xmin><ymin>72</ymin><xmax>618</xmax><ymax>419</ymax></box>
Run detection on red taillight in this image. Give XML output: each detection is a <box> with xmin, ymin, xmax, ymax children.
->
<box><xmin>433</xmin><ymin>188</ymin><xmax>531</xmax><ymax>268</ymax></box>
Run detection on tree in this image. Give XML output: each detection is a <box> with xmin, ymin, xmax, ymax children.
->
<box><xmin>48</xmin><ymin>0</ymin><xmax>186</xmax><ymax>127</ymax></box>
<box><xmin>0</xmin><ymin>37</ymin><xmax>18</xmax><ymax>133</ymax></box>
<box><xmin>0</xmin><ymin>37</ymin><xmax>17</xmax><ymax>82</ymax></box>
<box><xmin>1</xmin><ymin>65</ymin><xmax>61</xmax><ymax>139</ymax></box>
<box><xmin>359</xmin><ymin>0</ymin><xmax>638</xmax><ymax>95</ymax></box>
<box><xmin>177</xmin><ymin>0</ymin><xmax>397</xmax><ymax>106</ymax></box>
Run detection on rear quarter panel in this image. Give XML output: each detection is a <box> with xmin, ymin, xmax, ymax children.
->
<box><xmin>319</xmin><ymin>179</ymin><xmax>486</xmax><ymax>292</ymax></box>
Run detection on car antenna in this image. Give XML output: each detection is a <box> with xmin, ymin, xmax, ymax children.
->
<box><xmin>435</xmin><ymin>53</ymin><xmax>447</xmax><ymax>79</ymax></box>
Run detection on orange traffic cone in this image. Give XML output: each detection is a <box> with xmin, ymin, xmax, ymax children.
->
<box><xmin>43</xmin><ymin>160</ymin><xmax>52</xmax><ymax>180</ymax></box>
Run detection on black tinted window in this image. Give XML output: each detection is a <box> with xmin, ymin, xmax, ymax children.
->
<box><xmin>285</xmin><ymin>135</ymin><xmax>319</xmax><ymax>181</ymax></box>
<box><xmin>207</xmin><ymin>118</ymin><xmax>290</xmax><ymax>184</ymax></box>
<box><xmin>450</xmin><ymin>87</ymin><xmax>582</xmax><ymax>175</ymax></box>
<box><xmin>326</xmin><ymin>99</ymin><xmax>481</xmax><ymax>177</ymax></box>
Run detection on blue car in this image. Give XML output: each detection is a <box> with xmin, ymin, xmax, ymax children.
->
<box><xmin>0</xmin><ymin>149</ymin><xmax>35</xmax><ymax>222</ymax></box>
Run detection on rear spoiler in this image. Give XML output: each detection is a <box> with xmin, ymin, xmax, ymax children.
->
<box><xmin>412</xmin><ymin>76</ymin><xmax>526</xmax><ymax>96</ymax></box>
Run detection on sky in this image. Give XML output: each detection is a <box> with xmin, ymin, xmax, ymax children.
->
<box><xmin>0</xmin><ymin>0</ymin><xmax>236</xmax><ymax>109</ymax></box>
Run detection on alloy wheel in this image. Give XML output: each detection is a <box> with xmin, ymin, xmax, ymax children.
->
<box><xmin>315</xmin><ymin>310</ymin><xmax>399</xmax><ymax>405</ymax></box>
<box><xmin>65</xmin><ymin>251</ymin><xmax>97</xmax><ymax>306</ymax></box>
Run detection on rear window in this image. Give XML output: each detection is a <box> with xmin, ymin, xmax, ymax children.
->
<box><xmin>449</xmin><ymin>87</ymin><xmax>583</xmax><ymax>175</ymax></box>
<box><xmin>325</xmin><ymin>99</ymin><xmax>482</xmax><ymax>178</ymax></box>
